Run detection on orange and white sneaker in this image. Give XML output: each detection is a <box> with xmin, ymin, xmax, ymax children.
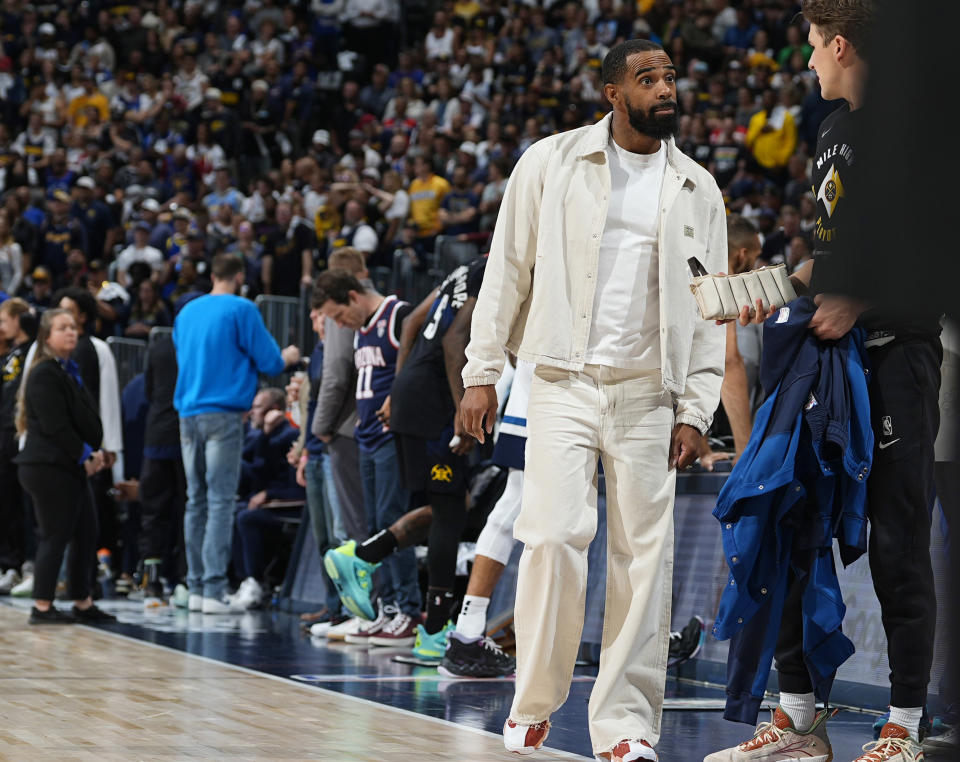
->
<box><xmin>503</xmin><ymin>718</ymin><xmax>550</xmax><ymax>755</ymax></box>
<box><xmin>703</xmin><ymin>707</ymin><xmax>833</xmax><ymax>761</ymax></box>
<box><xmin>853</xmin><ymin>723</ymin><xmax>924</xmax><ymax>762</ymax></box>
<box><xmin>596</xmin><ymin>738</ymin><xmax>658</xmax><ymax>761</ymax></box>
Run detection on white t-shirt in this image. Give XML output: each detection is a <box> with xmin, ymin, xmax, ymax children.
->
<box><xmin>584</xmin><ymin>139</ymin><xmax>667</xmax><ymax>369</ymax></box>
<box><xmin>384</xmin><ymin>189</ymin><xmax>410</xmax><ymax>221</ymax></box>
<box><xmin>116</xmin><ymin>245</ymin><xmax>164</xmax><ymax>277</ymax></box>
<box><xmin>425</xmin><ymin>27</ymin><xmax>454</xmax><ymax>60</ymax></box>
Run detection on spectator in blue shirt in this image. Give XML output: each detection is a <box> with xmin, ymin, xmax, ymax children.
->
<box><xmin>439</xmin><ymin>166</ymin><xmax>480</xmax><ymax>237</ymax></box>
<box><xmin>723</xmin><ymin>8</ymin><xmax>761</xmax><ymax>52</ymax></box>
<box><xmin>201</xmin><ymin>167</ymin><xmax>245</xmax><ymax>213</ymax></box>
<box><xmin>172</xmin><ymin>253</ymin><xmax>299</xmax><ymax>613</ymax></box>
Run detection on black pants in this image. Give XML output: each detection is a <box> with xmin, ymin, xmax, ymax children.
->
<box><xmin>426</xmin><ymin>491</ymin><xmax>467</xmax><ymax>591</ymax></box>
<box><xmin>0</xmin><ymin>437</ymin><xmax>25</xmax><ymax>570</ymax></box>
<box><xmin>19</xmin><ymin>463</ymin><xmax>98</xmax><ymax>602</ymax></box>
<box><xmin>934</xmin><ymin>460</ymin><xmax>958</xmax><ymax>709</ymax></box>
<box><xmin>776</xmin><ymin>337</ymin><xmax>942</xmax><ymax>707</ymax></box>
<box><xmin>139</xmin><ymin>456</ymin><xmax>187</xmax><ymax>582</ymax></box>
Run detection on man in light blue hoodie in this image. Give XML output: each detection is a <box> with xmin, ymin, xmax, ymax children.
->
<box><xmin>173</xmin><ymin>253</ymin><xmax>300</xmax><ymax>614</ymax></box>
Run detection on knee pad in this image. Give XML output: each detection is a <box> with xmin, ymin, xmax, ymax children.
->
<box><xmin>475</xmin><ymin>469</ymin><xmax>523</xmax><ymax>565</ymax></box>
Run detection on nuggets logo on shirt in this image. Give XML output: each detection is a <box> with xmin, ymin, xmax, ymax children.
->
<box><xmin>2</xmin><ymin>354</ymin><xmax>21</xmax><ymax>383</ymax></box>
<box><xmin>813</xmin><ymin>139</ymin><xmax>854</xmax><ymax>244</ymax></box>
<box><xmin>816</xmin><ymin>163</ymin><xmax>845</xmax><ymax>219</ymax></box>
<box><xmin>430</xmin><ymin>464</ymin><xmax>453</xmax><ymax>482</ymax></box>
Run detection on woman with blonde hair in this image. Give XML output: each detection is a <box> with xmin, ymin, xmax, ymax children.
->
<box><xmin>15</xmin><ymin>308</ymin><xmax>115</xmax><ymax>624</ymax></box>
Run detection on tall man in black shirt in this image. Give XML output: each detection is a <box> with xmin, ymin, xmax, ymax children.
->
<box><xmin>323</xmin><ymin>257</ymin><xmax>487</xmax><ymax>661</ymax></box>
<box><xmin>390</xmin><ymin>257</ymin><xmax>486</xmax><ymax>659</ymax></box>
<box><xmin>707</xmin><ymin>3</ymin><xmax>940</xmax><ymax>761</ymax></box>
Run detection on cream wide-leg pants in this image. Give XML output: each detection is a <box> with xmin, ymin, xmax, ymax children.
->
<box><xmin>509</xmin><ymin>364</ymin><xmax>677</xmax><ymax>755</ymax></box>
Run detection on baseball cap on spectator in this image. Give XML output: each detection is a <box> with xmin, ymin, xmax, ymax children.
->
<box><xmin>76</xmin><ymin>176</ymin><xmax>96</xmax><ymax>190</ymax></box>
<box><xmin>633</xmin><ymin>18</ymin><xmax>653</xmax><ymax>37</ymax></box>
<box><xmin>312</xmin><ymin>129</ymin><xmax>331</xmax><ymax>146</ymax></box>
<box><xmin>348</xmin><ymin>129</ymin><xmax>364</xmax><ymax>140</ymax></box>
<box><xmin>186</xmin><ymin>226</ymin><xmax>204</xmax><ymax>239</ymax></box>
<box><xmin>141</xmin><ymin>198</ymin><xmax>161</xmax><ymax>212</ymax></box>
<box><xmin>48</xmin><ymin>189</ymin><xmax>70</xmax><ymax>203</ymax></box>
<box><xmin>173</xmin><ymin>207</ymin><xmax>192</xmax><ymax>220</ymax></box>
<box><xmin>32</xmin><ymin>266</ymin><xmax>52</xmax><ymax>282</ymax></box>
<box><xmin>458</xmin><ymin>141</ymin><xmax>477</xmax><ymax>156</ymax></box>
<box><xmin>361</xmin><ymin>167</ymin><xmax>381</xmax><ymax>182</ymax></box>
<box><xmin>126</xmin><ymin>184</ymin><xmax>145</xmax><ymax>199</ymax></box>
<box><xmin>134</xmin><ymin>220</ymin><xmax>152</xmax><ymax>232</ymax></box>
<box><xmin>205</xmin><ymin>87</ymin><xmax>223</xmax><ymax>101</ymax></box>
<box><xmin>252</xmin><ymin>80</ymin><xmax>269</xmax><ymax>92</ymax></box>
<box><xmin>38</xmin><ymin>22</ymin><xmax>55</xmax><ymax>36</ymax></box>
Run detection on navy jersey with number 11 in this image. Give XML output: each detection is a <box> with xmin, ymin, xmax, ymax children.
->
<box><xmin>354</xmin><ymin>294</ymin><xmax>410</xmax><ymax>453</ymax></box>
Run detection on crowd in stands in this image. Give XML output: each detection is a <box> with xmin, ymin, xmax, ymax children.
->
<box><xmin>0</xmin><ymin>0</ymin><xmax>833</xmax><ymax>608</ymax></box>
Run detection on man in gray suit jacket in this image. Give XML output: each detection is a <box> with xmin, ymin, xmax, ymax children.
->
<box><xmin>309</xmin><ymin>248</ymin><xmax>369</xmax><ymax>543</ymax></box>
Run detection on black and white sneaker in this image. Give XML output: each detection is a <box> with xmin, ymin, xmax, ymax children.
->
<box><xmin>29</xmin><ymin>606</ymin><xmax>77</xmax><ymax>624</ymax></box>
<box><xmin>438</xmin><ymin>631</ymin><xmax>516</xmax><ymax>678</ymax></box>
<box><xmin>668</xmin><ymin>615</ymin><xmax>704</xmax><ymax>667</ymax></box>
<box><xmin>72</xmin><ymin>604</ymin><xmax>118</xmax><ymax>623</ymax></box>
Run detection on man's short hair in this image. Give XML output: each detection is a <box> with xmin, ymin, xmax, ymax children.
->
<box><xmin>53</xmin><ymin>286</ymin><xmax>98</xmax><ymax>326</ymax></box>
<box><xmin>0</xmin><ymin>296</ymin><xmax>30</xmax><ymax>319</ymax></box>
<box><xmin>601</xmin><ymin>39</ymin><xmax>665</xmax><ymax>85</ymax></box>
<box><xmin>211</xmin><ymin>252</ymin><xmax>244</xmax><ymax>281</ymax></box>
<box><xmin>727</xmin><ymin>214</ymin><xmax>759</xmax><ymax>254</ymax></box>
<box><xmin>327</xmin><ymin>247</ymin><xmax>366</xmax><ymax>275</ymax></box>
<box><xmin>258</xmin><ymin>386</ymin><xmax>286</xmax><ymax>411</ymax></box>
<box><xmin>311</xmin><ymin>268</ymin><xmax>365</xmax><ymax>308</ymax></box>
<box><xmin>801</xmin><ymin>0</ymin><xmax>874</xmax><ymax>56</ymax></box>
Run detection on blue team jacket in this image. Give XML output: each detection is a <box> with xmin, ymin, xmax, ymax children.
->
<box><xmin>711</xmin><ymin>297</ymin><xmax>873</xmax><ymax>724</ymax></box>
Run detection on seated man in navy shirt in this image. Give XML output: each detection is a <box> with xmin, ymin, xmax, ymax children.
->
<box><xmin>231</xmin><ymin>403</ymin><xmax>305</xmax><ymax>610</ymax></box>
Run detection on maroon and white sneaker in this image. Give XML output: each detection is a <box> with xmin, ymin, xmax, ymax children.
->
<box><xmin>597</xmin><ymin>739</ymin><xmax>658</xmax><ymax>761</ymax></box>
<box><xmin>344</xmin><ymin>601</ymin><xmax>394</xmax><ymax>644</ymax></box>
<box><xmin>367</xmin><ymin>610</ymin><xmax>418</xmax><ymax>647</ymax></box>
<box><xmin>503</xmin><ymin>718</ymin><xmax>550</xmax><ymax>755</ymax></box>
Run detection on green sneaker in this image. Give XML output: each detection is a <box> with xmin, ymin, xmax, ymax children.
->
<box><xmin>412</xmin><ymin>621</ymin><xmax>455</xmax><ymax>663</ymax></box>
<box><xmin>323</xmin><ymin>540</ymin><xmax>379</xmax><ymax>621</ymax></box>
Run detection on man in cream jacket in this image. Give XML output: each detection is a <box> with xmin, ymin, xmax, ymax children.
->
<box><xmin>460</xmin><ymin>40</ymin><xmax>726</xmax><ymax>761</ymax></box>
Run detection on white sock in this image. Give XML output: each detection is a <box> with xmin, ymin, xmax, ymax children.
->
<box><xmin>455</xmin><ymin>595</ymin><xmax>489</xmax><ymax>640</ymax></box>
<box><xmin>779</xmin><ymin>692</ymin><xmax>816</xmax><ymax>732</ymax></box>
<box><xmin>888</xmin><ymin>706</ymin><xmax>923</xmax><ymax>740</ymax></box>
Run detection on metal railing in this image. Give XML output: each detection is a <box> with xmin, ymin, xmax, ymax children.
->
<box><xmin>106</xmin><ymin>337</ymin><xmax>148</xmax><ymax>390</ymax></box>
<box><xmin>148</xmin><ymin>326</ymin><xmax>173</xmax><ymax>345</ymax></box>
<box><xmin>255</xmin><ymin>295</ymin><xmax>301</xmax><ymax>350</ymax></box>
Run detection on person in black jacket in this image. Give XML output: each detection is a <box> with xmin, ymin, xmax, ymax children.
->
<box><xmin>15</xmin><ymin>308</ymin><xmax>116</xmax><ymax>624</ymax></box>
<box><xmin>0</xmin><ymin>298</ymin><xmax>35</xmax><ymax>580</ymax></box>
<box><xmin>138</xmin><ymin>334</ymin><xmax>186</xmax><ymax>607</ymax></box>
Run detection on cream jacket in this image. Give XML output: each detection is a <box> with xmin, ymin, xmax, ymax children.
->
<box><xmin>462</xmin><ymin>112</ymin><xmax>727</xmax><ymax>434</ymax></box>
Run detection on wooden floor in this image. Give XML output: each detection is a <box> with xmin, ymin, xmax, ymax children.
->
<box><xmin>0</xmin><ymin>606</ymin><xmax>585</xmax><ymax>761</ymax></box>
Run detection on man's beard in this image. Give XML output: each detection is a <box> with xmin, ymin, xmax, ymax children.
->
<box><xmin>626</xmin><ymin>99</ymin><xmax>680</xmax><ymax>140</ymax></box>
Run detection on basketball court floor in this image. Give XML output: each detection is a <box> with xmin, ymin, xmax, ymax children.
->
<box><xmin>0</xmin><ymin>599</ymin><xmax>883</xmax><ymax>760</ymax></box>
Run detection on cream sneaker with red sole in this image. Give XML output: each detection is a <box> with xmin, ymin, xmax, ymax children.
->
<box><xmin>503</xmin><ymin>718</ymin><xmax>550</xmax><ymax>755</ymax></box>
<box><xmin>596</xmin><ymin>738</ymin><xmax>658</xmax><ymax>761</ymax></box>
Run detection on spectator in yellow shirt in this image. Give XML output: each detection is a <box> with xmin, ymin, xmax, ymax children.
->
<box><xmin>67</xmin><ymin>75</ymin><xmax>109</xmax><ymax>128</ymax></box>
<box><xmin>745</xmin><ymin>89</ymin><xmax>797</xmax><ymax>182</ymax></box>
<box><xmin>407</xmin><ymin>153</ymin><xmax>450</xmax><ymax>250</ymax></box>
